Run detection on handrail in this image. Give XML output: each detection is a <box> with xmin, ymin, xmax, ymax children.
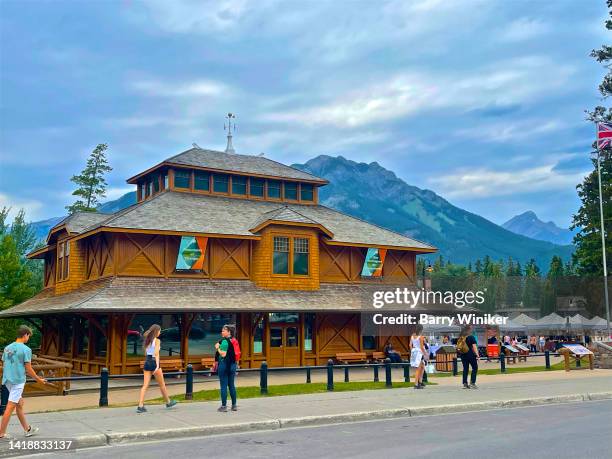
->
<box><xmin>593</xmin><ymin>341</ymin><xmax>612</xmax><ymax>352</ymax></box>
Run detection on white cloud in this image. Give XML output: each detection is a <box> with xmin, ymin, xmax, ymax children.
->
<box><xmin>130</xmin><ymin>78</ymin><xmax>229</xmax><ymax>98</ymax></box>
<box><xmin>500</xmin><ymin>18</ymin><xmax>550</xmax><ymax>43</ymax></box>
<box><xmin>456</xmin><ymin>119</ymin><xmax>567</xmax><ymax>143</ymax></box>
<box><xmin>0</xmin><ymin>193</ymin><xmax>44</xmax><ymax>222</ymax></box>
<box><xmin>262</xmin><ymin>56</ymin><xmax>575</xmax><ymax>128</ymax></box>
<box><xmin>428</xmin><ymin>164</ymin><xmax>589</xmax><ymax>199</ymax></box>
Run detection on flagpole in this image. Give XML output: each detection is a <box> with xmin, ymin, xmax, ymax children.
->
<box><xmin>595</xmin><ymin>126</ymin><xmax>610</xmax><ymax>339</ymax></box>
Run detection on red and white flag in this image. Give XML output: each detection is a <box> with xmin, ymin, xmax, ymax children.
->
<box><xmin>597</xmin><ymin>122</ymin><xmax>612</xmax><ymax>149</ymax></box>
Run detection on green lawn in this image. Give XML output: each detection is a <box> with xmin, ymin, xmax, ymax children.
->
<box><xmin>430</xmin><ymin>357</ymin><xmax>590</xmax><ymax>377</ymax></box>
<box><xmin>152</xmin><ymin>380</ymin><xmax>428</xmax><ymax>404</ymax></box>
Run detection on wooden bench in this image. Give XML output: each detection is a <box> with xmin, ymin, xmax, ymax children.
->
<box><xmin>201</xmin><ymin>357</ymin><xmax>216</xmax><ymax>369</ymax></box>
<box><xmin>139</xmin><ymin>359</ymin><xmax>183</xmax><ymax>372</ymax></box>
<box><xmin>371</xmin><ymin>352</ymin><xmax>386</xmax><ymax>362</ymax></box>
<box><xmin>335</xmin><ymin>352</ymin><xmax>369</xmax><ymax>364</ymax></box>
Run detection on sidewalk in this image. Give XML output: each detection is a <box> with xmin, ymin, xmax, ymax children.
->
<box><xmin>23</xmin><ymin>355</ymin><xmax>566</xmax><ymax>412</ymax></box>
<box><xmin>1</xmin><ymin>370</ymin><xmax>610</xmax><ymax>456</ymax></box>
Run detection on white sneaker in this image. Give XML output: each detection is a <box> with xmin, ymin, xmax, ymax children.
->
<box><xmin>24</xmin><ymin>426</ymin><xmax>39</xmax><ymax>437</ymax></box>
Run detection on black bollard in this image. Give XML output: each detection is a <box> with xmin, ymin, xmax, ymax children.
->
<box><xmin>373</xmin><ymin>365</ymin><xmax>379</xmax><ymax>382</ymax></box>
<box><xmin>384</xmin><ymin>358</ymin><xmax>392</xmax><ymax>387</ymax></box>
<box><xmin>545</xmin><ymin>350</ymin><xmax>551</xmax><ymax>369</ymax></box>
<box><xmin>306</xmin><ymin>367</ymin><xmax>311</xmax><ymax>384</ymax></box>
<box><xmin>185</xmin><ymin>364</ymin><xmax>193</xmax><ymax>400</ymax></box>
<box><xmin>260</xmin><ymin>361</ymin><xmax>268</xmax><ymax>395</ymax></box>
<box><xmin>500</xmin><ymin>353</ymin><xmax>506</xmax><ymax>373</ymax></box>
<box><xmin>422</xmin><ymin>368</ymin><xmax>428</xmax><ymax>383</ymax></box>
<box><xmin>327</xmin><ymin>359</ymin><xmax>334</xmax><ymax>391</ymax></box>
<box><xmin>99</xmin><ymin>368</ymin><xmax>109</xmax><ymax>407</ymax></box>
<box><xmin>0</xmin><ymin>385</ymin><xmax>8</xmax><ymax>415</ymax></box>
<box><xmin>403</xmin><ymin>364</ymin><xmax>410</xmax><ymax>383</ymax></box>
<box><xmin>452</xmin><ymin>357</ymin><xmax>458</xmax><ymax>376</ymax></box>
<box><xmin>344</xmin><ymin>366</ymin><xmax>349</xmax><ymax>383</ymax></box>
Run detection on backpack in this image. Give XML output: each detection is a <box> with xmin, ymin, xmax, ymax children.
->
<box><xmin>224</xmin><ymin>337</ymin><xmax>241</xmax><ymax>364</ymax></box>
<box><xmin>456</xmin><ymin>336</ymin><xmax>469</xmax><ymax>354</ymax></box>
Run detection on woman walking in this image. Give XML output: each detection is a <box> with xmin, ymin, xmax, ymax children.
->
<box><xmin>457</xmin><ymin>324</ymin><xmax>479</xmax><ymax>389</ymax></box>
<box><xmin>215</xmin><ymin>324</ymin><xmax>239</xmax><ymax>412</ymax></box>
<box><xmin>409</xmin><ymin>325</ymin><xmax>427</xmax><ymax>389</ymax></box>
<box><xmin>137</xmin><ymin>324</ymin><xmax>177</xmax><ymax>413</ymax></box>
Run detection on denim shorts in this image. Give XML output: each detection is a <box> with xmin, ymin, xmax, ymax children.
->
<box><xmin>143</xmin><ymin>357</ymin><xmax>156</xmax><ymax>372</ymax></box>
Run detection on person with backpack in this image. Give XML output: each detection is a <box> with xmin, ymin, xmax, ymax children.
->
<box><xmin>0</xmin><ymin>325</ymin><xmax>47</xmax><ymax>440</ymax></box>
<box><xmin>215</xmin><ymin>324</ymin><xmax>240</xmax><ymax>412</ymax></box>
<box><xmin>457</xmin><ymin>324</ymin><xmax>479</xmax><ymax>389</ymax></box>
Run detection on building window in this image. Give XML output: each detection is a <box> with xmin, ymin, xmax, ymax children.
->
<box><xmin>188</xmin><ymin>313</ymin><xmax>237</xmax><ymax>356</ymax></box>
<box><xmin>148</xmin><ymin>181</ymin><xmax>153</xmax><ymax>197</ymax></box>
<box><xmin>304</xmin><ymin>313</ymin><xmax>315</xmax><ymax>351</ymax></box>
<box><xmin>293</xmin><ymin>238</ymin><xmax>309</xmax><ymax>275</ymax></box>
<box><xmin>253</xmin><ymin>315</ymin><xmax>264</xmax><ymax>353</ymax></box>
<box><xmin>127</xmin><ymin>314</ymin><xmax>184</xmax><ymax>357</ymax></box>
<box><xmin>174</xmin><ymin>170</ymin><xmax>191</xmax><ymax>189</ymax></box>
<box><xmin>284</xmin><ymin>182</ymin><xmax>298</xmax><ymax>200</ymax></box>
<box><xmin>144</xmin><ymin>182</ymin><xmax>150</xmax><ymax>198</ymax></box>
<box><xmin>93</xmin><ymin>316</ymin><xmax>108</xmax><ymax>358</ymax></box>
<box><xmin>153</xmin><ymin>174</ymin><xmax>160</xmax><ymax>193</ymax></box>
<box><xmin>301</xmin><ymin>183</ymin><xmax>314</xmax><ymax>201</ymax></box>
<box><xmin>58</xmin><ymin>241</ymin><xmax>69</xmax><ymax>281</ymax></box>
<box><xmin>232</xmin><ymin>176</ymin><xmax>247</xmax><ymax>195</ymax></box>
<box><xmin>363</xmin><ymin>336</ymin><xmax>377</xmax><ymax>350</ymax></box>
<box><xmin>137</xmin><ymin>184</ymin><xmax>143</xmax><ymax>201</ymax></box>
<box><xmin>213</xmin><ymin>174</ymin><xmax>229</xmax><ymax>193</ymax></box>
<box><xmin>273</xmin><ymin>236</ymin><xmax>289</xmax><ymax>274</ymax></box>
<box><xmin>77</xmin><ymin>318</ymin><xmax>89</xmax><ymax>356</ymax></box>
<box><xmin>194</xmin><ymin>171</ymin><xmax>210</xmax><ymax>191</ymax></box>
<box><xmin>163</xmin><ymin>174</ymin><xmax>169</xmax><ymax>189</ymax></box>
<box><xmin>267</xmin><ymin>180</ymin><xmax>281</xmax><ymax>199</ymax></box>
<box><xmin>250</xmin><ymin>178</ymin><xmax>264</xmax><ymax>197</ymax></box>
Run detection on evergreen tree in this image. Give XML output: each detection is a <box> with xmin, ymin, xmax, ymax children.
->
<box><xmin>571</xmin><ymin>1</ymin><xmax>612</xmax><ymax>275</ymax></box>
<box><xmin>474</xmin><ymin>259</ymin><xmax>483</xmax><ymax>274</ymax></box>
<box><xmin>66</xmin><ymin>143</ymin><xmax>112</xmax><ymax>214</ymax></box>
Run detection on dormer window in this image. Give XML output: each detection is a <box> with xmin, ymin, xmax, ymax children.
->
<box><xmin>250</xmin><ymin>178</ymin><xmax>264</xmax><ymax>197</ymax></box>
<box><xmin>301</xmin><ymin>184</ymin><xmax>314</xmax><ymax>201</ymax></box>
<box><xmin>268</xmin><ymin>180</ymin><xmax>281</xmax><ymax>199</ymax></box>
<box><xmin>194</xmin><ymin>171</ymin><xmax>210</xmax><ymax>191</ymax></box>
<box><xmin>232</xmin><ymin>176</ymin><xmax>247</xmax><ymax>195</ymax></box>
<box><xmin>284</xmin><ymin>182</ymin><xmax>298</xmax><ymax>200</ymax></box>
<box><xmin>153</xmin><ymin>174</ymin><xmax>160</xmax><ymax>193</ymax></box>
<box><xmin>175</xmin><ymin>170</ymin><xmax>191</xmax><ymax>189</ymax></box>
<box><xmin>273</xmin><ymin>235</ymin><xmax>309</xmax><ymax>276</ymax></box>
<box><xmin>213</xmin><ymin>173</ymin><xmax>229</xmax><ymax>193</ymax></box>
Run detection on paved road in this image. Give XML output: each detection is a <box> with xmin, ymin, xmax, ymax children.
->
<box><xmin>35</xmin><ymin>400</ymin><xmax>612</xmax><ymax>459</ymax></box>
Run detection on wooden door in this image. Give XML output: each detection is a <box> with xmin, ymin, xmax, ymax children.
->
<box><xmin>268</xmin><ymin>324</ymin><xmax>300</xmax><ymax>367</ymax></box>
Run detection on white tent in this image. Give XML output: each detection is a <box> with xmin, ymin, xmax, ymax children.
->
<box><xmin>587</xmin><ymin>316</ymin><xmax>608</xmax><ymax>330</ymax></box>
<box><xmin>495</xmin><ymin>315</ymin><xmax>527</xmax><ymax>332</ymax></box>
<box><xmin>420</xmin><ymin>315</ymin><xmax>461</xmax><ymax>333</ymax></box>
<box><xmin>567</xmin><ymin>314</ymin><xmax>591</xmax><ymax>331</ymax></box>
<box><xmin>535</xmin><ymin>312</ymin><xmax>566</xmax><ymax>331</ymax></box>
<box><xmin>512</xmin><ymin>313</ymin><xmax>539</xmax><ymax>331</ymax></box>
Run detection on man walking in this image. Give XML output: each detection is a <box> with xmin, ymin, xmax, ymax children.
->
<box><xmin>0</xmin><ymin>325</ymin><xmax>47</xmax><ymax>440</ymax></box>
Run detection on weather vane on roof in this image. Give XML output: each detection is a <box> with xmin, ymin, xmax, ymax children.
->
<box><xmin>224</xmin><ymin>113</ymin><xmax>236</xmax><ymax>154</ymax></box>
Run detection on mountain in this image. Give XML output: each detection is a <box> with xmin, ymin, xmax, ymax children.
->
<box><xmin>502</xmin><ymin>211</ymin><xmax>576</xmax><ymax>245</ymax></box>
<box><xmin>29</xmin><ymin>155</ymin><xmax>574</xmax><ymax>269</ymax></box>
<box><xmin>293</xmin><ymin>155</ymin><xmax>574</xmax><ymax>269</ymax></box>
<box><xmin>30</xmin><ymin>192</ymin><xmax>137</xmax><ymax>241</ymax></box>
<box><xmin>97</xmin><ymin>191</ymin><xmax>137</xmax><ymax>213</ymax></box>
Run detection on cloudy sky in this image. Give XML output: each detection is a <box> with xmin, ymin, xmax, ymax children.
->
<box><xmin>0</xmin><ymin>0</ymin><xmax>608</xmax><ymax>228</ymax></box>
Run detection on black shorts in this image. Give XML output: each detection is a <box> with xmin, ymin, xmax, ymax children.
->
<box><xmin>144</xmin><ymin>357</ymin><xmax>156</xmax><ymax>372</ymax></box>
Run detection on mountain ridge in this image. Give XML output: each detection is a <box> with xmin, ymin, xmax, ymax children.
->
<box><xmin>502</xmin><ymin>210</ymin><xmax>576</xmax><ymax>245</ymax></box>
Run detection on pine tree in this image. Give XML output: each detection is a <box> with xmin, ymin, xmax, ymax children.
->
<box><xmin>66</xmin><ymin>144</ymin><xmax>112</xmax><ymax>214</ymax></box>
<box><xmin>571</xmin><ymin>1</ymin><xmax>612</xmax><ymax>275</ymax></box>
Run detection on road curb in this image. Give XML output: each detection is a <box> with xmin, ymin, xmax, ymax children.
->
<box><xmin>1</xmin><ymin>391</ymin><xmax>610</xmax><ymax>456</ymax></box>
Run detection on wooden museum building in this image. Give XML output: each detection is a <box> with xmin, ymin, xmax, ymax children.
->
<box><xmin>1</xmin><ymin>143</ymin><xmax>436</xmax><ymax>374</ymax></box>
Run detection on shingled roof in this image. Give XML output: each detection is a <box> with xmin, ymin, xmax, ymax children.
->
<box><xmin>0</xmin><ymin>277</ymin><xmax>464</xmax><ymax>317</ymax></box>
<box><xmin>49</xmin><ymin>212</ymin><xmax>111</xmax><ymax>238</ymax></box>
<box><xmin>78</xmin><ymin>191</ymin><xmax>435</xmax><ymax>251</ymax></box>
<box><xmin>127</xmin><ymin>148</ymin><xmax>327</xmax><ymax>184</ymax></box>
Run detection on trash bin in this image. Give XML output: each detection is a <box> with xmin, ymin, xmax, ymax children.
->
<box><xmin>435</xmin><ymin>345</ymin><xmax>457</xmax><ymax>372</ymax></box>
